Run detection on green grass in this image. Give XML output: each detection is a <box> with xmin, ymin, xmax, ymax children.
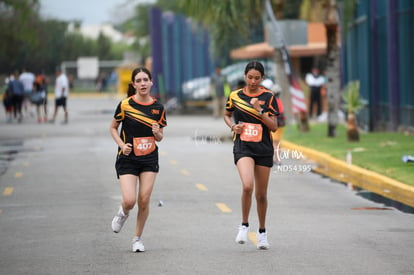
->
<box><xmin>283</xmin><ymin>122</ymin><xmax>414</xmax><ymax>187</ymax></box>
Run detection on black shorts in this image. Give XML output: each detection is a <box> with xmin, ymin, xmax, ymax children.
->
<box><xmin>234</xmin><ymin>153</ymin><xmax>273</xmax><ymax>167</ymax></box>
<box><xmin>115</xmin><ymin>157</ymin><xmax>159</xmax><ymax>178</ymax></box>
<box><xmin>55</xmin><ymin>97</ymin><xmax>67</xmax><ymax>107</ymax></box>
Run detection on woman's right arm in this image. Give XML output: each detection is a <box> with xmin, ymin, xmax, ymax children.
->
<box><xmin>110</xmin><ymin>118</ymin><xmax>132</xmax><ymax>156</ymax></box>
<box><xmin>224</xmin><ymin>110</ymin><xmax>243</xmax><ymax>134</ymax></box>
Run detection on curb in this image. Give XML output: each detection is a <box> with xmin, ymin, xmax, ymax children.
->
<box><xmin>281</xmin><ymin>140</ymin><xmax>414</xmax><ymax>208</ymax></box>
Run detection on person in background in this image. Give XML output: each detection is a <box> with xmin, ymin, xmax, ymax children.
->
<box><xmin>7</xmin><ymin>72</ymin><xmax>25</xmax><ymax>123</ymax></box>
<box><xmin>49</xmin><ymin>68</ymin><xmax>69</xmax><ymax>124</ymax></box>
<box><xmin>33</xmin><ymin>72</ymin><xmax>48</xmax><ymax>123</ymax></box>
<box><xmin>3</xmin><ymin>76</ymin><xmax>13</xmax><ymax>123</ymax></box>
<box><xmin>305</xmin><ymin>67</ymin><xmax>325</xmax><ymax>119</ymax></box>
<box><xmin>19</xmin><ymin>68</ymin><xmax>36</xmax><ymax>114</ymax></box>
<box><xmin>224</xmin><ymin>61</ymin><xmax>279</xmax><ymax>250</ymax></box>
<box><xmin>110</xmin><ymin>67</ymin><xmax>167</xmax><ymax>252</ymax></box>
<box><xmin>261</xmin><ymin>79</ymin><xmax>286</xmax><ymax>165</ymax></box>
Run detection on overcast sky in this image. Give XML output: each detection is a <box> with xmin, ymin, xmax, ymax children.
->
<box><xmin>40</xmin><ymin>0</ymin><xmax>155</xmax><ymax>25</ymax></box>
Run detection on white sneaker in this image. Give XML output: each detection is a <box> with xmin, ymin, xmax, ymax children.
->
<box><xmin>132</xmin><ymin>237</ymin><xmax>145</xmax><ymax>252</ymax></box>
<box><xmin>111</xmin><ymin>206</ymin><xmax>128</xmax><ymax>233</ymax></box>
<box><xmin>257</xmin><ymin>231</ymin><xmax>270</xmax><ymax>250</ymax></box>
<box><xmin>235</xmin><ymin>225</ymin><xmax>249</xmax><ymax>244</ymax></box>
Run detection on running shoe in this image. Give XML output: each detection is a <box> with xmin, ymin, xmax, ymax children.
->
<box><xmin>235</xmin><ymin>225</ymin><xmax>249</xmax><ymax>244</ymax></box>
<box><xmin>256</xmin><ymin>231</ymin><xmax>270</xmax><ymax>250</ymax></box>
<box><xmin>111</xmin><ymin>206</ymin><xmax>128</xmax><ymax>233</ymax></box>
<box><xmin>132</xmin><ymin>236</ymin><xmax>145</xmax><ymax>252</ymax></box>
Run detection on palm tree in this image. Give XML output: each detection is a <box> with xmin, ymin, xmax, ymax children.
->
<box><xmin>300</xmin><ymin>0</ymin><xmax>341</xmax><ymax>137</ymax></box>
<box><xmin>323</xmin><ymin>0</ymin><xmax>341</xmax><ymax>137</ymax></box>
<box><xmin>342</xmin><ymin>80</ymin><xmax>364</xmax><ymax>142</ymax></box>
<box><xmin>177</xmin><ymin>0</ymin><xmax>265</xmax><ymax>61</ymax></box>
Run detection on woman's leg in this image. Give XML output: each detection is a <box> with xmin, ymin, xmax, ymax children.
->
<box><xmin>36</xmin><ymin>105</ymin><xmax>41</xmax><ymax>122</ymax></box>
<box><xmin>135</xmin><ymin>171</ymin><xmax>157</xmax><ymax>237</ymax></box>
<box><xmin>254</xmin><ymin>165</ymin><xmax>271</xmax><ymax>229</ymax></box>
<box><xmin>236</xmin><ymin>157</ymin><xmax>255</xmax><ymax>224</ymax></box>
<box><xmin>119</xmin><ymin>174</ymin><xmax>139</xmax><ymax>214</ymax></box>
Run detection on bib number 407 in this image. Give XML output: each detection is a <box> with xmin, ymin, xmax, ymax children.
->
<box><xmin>133</xmin><ymin>137</ymin><xmax>156</xmax><ymax>156</ymax></box>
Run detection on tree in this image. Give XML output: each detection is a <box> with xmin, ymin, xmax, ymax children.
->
<box><xmin>177</xmin><ymin>0</ymin><xmax>265</xmax><ymax>61</ymax></box>
<box><xmin>300</xmin><ymin>0</ymin><xmax>343</xmax><ymax>137</ymax></box>
<box><xmin>96</xmin><ymin>32</ymin><xmax>113</xmax><ymax>60</ymax></box>
<box><xmin>323</xmin><ymin>0</ymin><xmax>341</xmax><ymax>137</ymax></box>
<box><xmin>342</xmin><ymin>80</ymin><xmax>364</xmax><ymax>142</ymax></box>
<box><xmin>117</xmin><ymin>4</ymin><xmax>152</xmax><ymax>62</ymax></box>
<box><xmin>0</xmin><ymin>0</ymin><xmax>42</xmax><ymax>73</ymax></box>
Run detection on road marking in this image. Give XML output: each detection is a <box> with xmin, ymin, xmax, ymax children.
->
<box><xmin>196</xmin><ymin>183</ymin><xmax>208</xmax><ymax>191</ymax></box>
<box><xmin>248</xmin><ymin>232</ymin><xmax>257</xmax><ymax>245</ymax></box>
<box><xmin>180</xmin><ymin>169</ymin><xmax>190</xmax><ymax>176</ymax></box>
<box><xmin>169</xmin><ymin>159</ymin><xmax>177</xmax><ymax>165</ymax></box>
<box><xmin>3</xmin><ymin>187</ymin><xmax>14</xmax><ymax>196</ymax></box>
<box><xmin>215</xmin><ymin>203</ymin><xmax>232</xmax><ymax>213</ymax></box>
<box><xmin>15</xmin><ymin>172</ymin><xmax>23</xmax><ymax>178</ymax></box>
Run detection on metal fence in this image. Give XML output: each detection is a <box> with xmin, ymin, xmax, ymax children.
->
<box><xmin>344</xmin><ymin>0</ymin><xmax>414</xmax><ymax>131</ymax></box>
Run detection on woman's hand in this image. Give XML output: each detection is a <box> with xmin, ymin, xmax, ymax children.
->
<box><xmin>122</xmin><ymin>143</ymin><xmax>132</xmax><ymax>156</ymax></box>
<box><xmin>152</xmin><ymin>122</ymin><xmax>163</xmax><ymax>141</ymax></box>
<box><xmin>232</xmin><ymin>122</ymin><xmax>244</xmax><ymax>134</ymax></box>
<box><xmin>250</xmin><ymin>98</ymin><xmax>261</xmax><ymax>112</ymax></box>
<box><xmin>152</xmin><ymin>122</ymin><xmax>160</xmax><ymax>134</ymax></box>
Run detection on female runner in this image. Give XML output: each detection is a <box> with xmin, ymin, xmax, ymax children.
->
<box><xmin>224</xmin><ymin>61</ymin><xmax>279</xmax><ymax>249</ymax></box>
<box><xmin>110</xmin><ymin>67</ymin><xmax>167</xmax><ymax>252</ymax></box>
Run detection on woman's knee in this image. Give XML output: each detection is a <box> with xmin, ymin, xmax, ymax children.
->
<box><xmin>137</xmin><ymin>195</ymin><xmax>151</xmax><ymax>209</ymax></box>
<box><xmin>242</xmin><ymin>183</ymin><xmax>254</xmax><ymax>195</ymax></box>
<box><xmin>123</xmin><ymin>197</ymin><xmax>136</xmax><ymax>210</ymax></box>
<box><xmin>255</xmin><ymin>193</ymin><xmax>267</xmax><ymax>204</ymax></box>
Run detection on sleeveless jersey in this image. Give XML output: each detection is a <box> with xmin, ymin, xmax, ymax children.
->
<box><xmin>114</xmin><ymin>96</ymin><xmax>167</xmax><ymax>162</ymax></box>
<box><xmin>226</xmin><ymin>87</ymin><xmax>279</xmax><ymax>156</ymax></box>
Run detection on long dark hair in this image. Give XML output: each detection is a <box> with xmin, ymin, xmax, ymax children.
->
<box><xmin>127</xmin><ymin>67</ymin><xmax>153</xmax><ymax>97</ymax></box>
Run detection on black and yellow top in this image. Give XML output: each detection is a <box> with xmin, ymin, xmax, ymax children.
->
<box><xmin>226</xmin><ymin>87</ymin><xmax>279</xmax><ymax>157</ymax></box>
<box><xmin>114</xmin><ymin>96</ymin><xmax>167</xmax><ymax>161</ymax></box>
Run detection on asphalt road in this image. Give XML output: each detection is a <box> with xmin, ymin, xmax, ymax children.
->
<box><xmin>0</xmin><ymin>96</ymin><xmax>413</xmax><ymax>275</ymax></box>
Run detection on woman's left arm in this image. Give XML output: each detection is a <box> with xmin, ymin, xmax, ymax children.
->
<box><xmin>152</xmin><ymin>123</ymin><xmax>164</xmax><ymax>141</ymax></box>
<box><xmin>260</xmin><ymin>112</ymin><xmax>278</xmax><ymax>132</ymax></box>
<box><xmin>250</xmin><ymin>98</ymin><xmax>278</xmax><ymax>132</ymax></box>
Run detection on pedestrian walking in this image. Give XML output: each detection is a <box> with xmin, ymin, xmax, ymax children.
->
<box><xmin>224</xmin><ymin>61</ymin><xmax>279</xmax><ymax>250</ymax></box>
<box><xmin>110</xmin><ymin>67</ymin><xmax>167</xmax><ymax>252</ymax></box>
<box><xmin>7</xmin><ymin>72</ymin><xmax>25</xmax><ymax>123</ymax></box>
<box><xmin>19</xmin><ymin>68</ymin><xmax>35</xmax><ymax>114</ymax></box>
<box><xmin>33</xmin><ymin>72</ymin><xmax>48</xmax><ymax>123</ymax></box>
<box><xmin>305</xmin><ymin>67</ymin><xmax>325</xmax><ymax>118</ymax></box>
<box><xmin>49</xmin><ymin>68</ymin><xmax>69</xmax><ymax>124</ymax></box>
<box><xmin>2</xmin><ymin>88</ymin><xmax>13</xmax><ymax>123</ymax></box>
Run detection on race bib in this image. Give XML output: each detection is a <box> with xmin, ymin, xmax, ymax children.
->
<box><xmin>240</xmin><ymin>123</ymin><xmax>263</xmax><ymax>142</ymax></box>
<box><xmin>133</xmin><ymin>137</ymin><xmax>156</xmax><ymax>156</ymax></box>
